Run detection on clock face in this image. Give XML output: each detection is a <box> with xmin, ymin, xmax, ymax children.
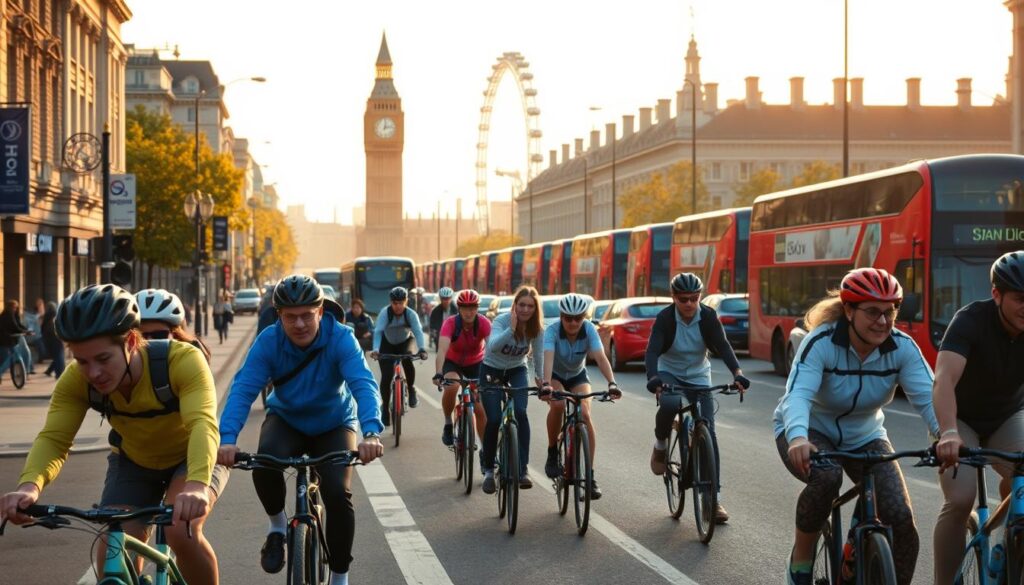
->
<box><xmin>374</xmin><ymin>117</ymin><xmax>396</xmax><ymax>139</ymax></box>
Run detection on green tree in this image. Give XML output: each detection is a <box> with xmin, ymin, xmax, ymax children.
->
<box><xmin>253</xmin><ymin>205</ymin><xmax>298</xmax><ymax>280</ymax></box>
<box><xmin>733</xmin><ymin>168</ymin><xmax>783</xmax><ymax>206</ymax></box>
<box><xmin>791</xmin><ymin>160</ymin><xmax>841</xmax><ymax>188</ymax></box>
<box><xmin>620</xmin><ymin>161</ymin><xmax>709</xmax><ymax>227</ymax></box>
<box><xmin>454</xmin><ymin>231</ymin><xmax>523</xmax><ymax>257</ymax></box>
<box><xmin>126</xmin><ymin>106</ymin><xmax>246</xmax><ymax>286</ymax></box>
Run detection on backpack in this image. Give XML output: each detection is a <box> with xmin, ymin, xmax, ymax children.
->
<box><xmin>657</xmin><ymin>304</ymin><xmax>719</xmax><ymax>355</ymax></box>
<box><xmin>88</xmin><ymin>339</ymin><xmax>177</xmax><ymax>420</ymax></box>
<box><xmin>387</xmin><ymin>306</ymin><xmax>413</xmax><ymax>328</ymax></box>
<box><xmin>449</xmin><ymin>314</ymin><xmax>479</xmax><ymax>344</ymax></box>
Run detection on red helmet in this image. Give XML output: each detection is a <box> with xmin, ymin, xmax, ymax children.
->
<box><xmin>456</xmin><ymin>289</ymin><xmax>480</xmax><ymax>307</ymax></box>
<box><xmin>840</xmin><ymin>268</ymin><xmax>903</xmax><ymax>304</ymax></box>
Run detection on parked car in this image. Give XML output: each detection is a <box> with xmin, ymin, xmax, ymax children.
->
<box><xmin>700</xmin><ymin>293</ymin><xmax>750</xmax><ymax>352</ymax></box>
<box><xmin>478</xmin><ymin>295</ymin><xmax>497</xmax><ymax>313</ymax></box>
<box><xmin>786</xmin><ymin>319</ymin><xmax>808</xmax><ymax>376</ymax></box>
<box><xmin>590</xmin><ymin>300</ymin><xmax>615</xmax><ymax>325</ymax></box>
<box><xmin>486</xmin><ymin>295</ymin><xmax>515</xmax><ymax>320</ymax></box>
<box><xmin>539</xmin><ymin>295</ymin><xmax>563</xmax><ymax>329</ymax></box>
<box><xmin>233</xmin><ymin>288</ymin><xmax>262</xmax><ymax>315</ymax></box>
<box><xmin>596</xmin><ymin>297</ymin><xmax>673</xmax><ymax>371</ymax></box>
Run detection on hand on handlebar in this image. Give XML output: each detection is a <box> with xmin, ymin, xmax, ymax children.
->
<box><xmin>936</xmin><ymin>431</ymin><xmax>965</xmax><ymax>473</ymax></box>
<box><xmin>369</xmin><ymin>351</ymin><xmax>379</xmax><ymax>361</ymax></box>
<box><xmin>607</xmin><ymin>382</ymin><xmax>622</xmax><ymax>400</ymax></box>
<box><xmin>787</xmin><ymin>436</ymin><xmax>817</xmax><ymax>479</ymax></box>
<box><xmin>0</xmin><ymin>484</ymin><xmax>39</xmax><ymax>526</ymax></box>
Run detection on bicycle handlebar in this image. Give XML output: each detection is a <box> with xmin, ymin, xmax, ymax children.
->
<box><xmin>438</xmin><ymin>376</ymin><xmax>479</xmax><ymax>389</ymax></box>
<box><xmin>811</xmin><ymin>449</ymin><xmax>936</xmax><ymax>467</ymax></box>
<box><xmin>660</xmin><ymin>383</ymin><xmax>744</xmax><ymax>403</ymax></box>
<box><xmin>541</xmin><ymin>388</ymin><xmax>619</xmax><ymax>403</ymax></box>
<box><xmin>1</xmin><ymin>504</ymin><xmax>178</xmax><ymax>536</ymax></box>
<box><xmin>232</xmin><ymin>450</ymin><xmax>362</xmax><ymax>470</ymax></box>
<box><xmin>373</xmin><ymin>353</ymin><xmax>427</xmax><ymax>361</ymax></box>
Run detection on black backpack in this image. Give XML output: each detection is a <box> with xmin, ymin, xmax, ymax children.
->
<box><xmin>387</xmin><ymin>307</ymin><xmax>413</xmax><ymax>328</ymax></box>
<box><xmin>88</xmin><ymin>339</ymin><xmax>177</xmax><ymax>420</ymax></box>
<box><xmin>449</xmin><ymin>314</ymin><xmax>479</xmax><ymax>344</ymax></box>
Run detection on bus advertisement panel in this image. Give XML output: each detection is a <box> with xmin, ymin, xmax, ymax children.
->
<box><xmin>671</xmin><ymin>208</ymin><xmax>750</xmax><ymax>295</ymax></box>
<box><xmin>748</xmin><ymin>154</ymin><xmax>1024</xmax><ymax>374</ymax></box>
<box><xmin>492</xmin><ymin>247</ymin><xmax>525</xmax><ymax>295</ymax></box>
<box><xmin>339</xmin><ymin>256</ymin><xmax>415</xmax><ymax>316</ymax></box>
<box><xmin>571</xmin><ymin>229</ymin><xmax>630</xmax><ymax>300</ymax></box>
<box><xmin>547</xmin><ymin>240</ymin><xmax>570</xmax><ymax>295</ymax></box>
<box><xmin>521</xmin><ymin>243</ymin><xmax>551</xmax><ymax>292</ymax></box>
<box><xmin>627</xmin><ymin>223</ymin><xmax>673</xmax><ymax>297</ymax></box>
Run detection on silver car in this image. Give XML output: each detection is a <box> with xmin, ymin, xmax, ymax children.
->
<box><xmin>233</xmin><ymin>288</ymin><xmax>261</xmax><ymax>315</ymax></box>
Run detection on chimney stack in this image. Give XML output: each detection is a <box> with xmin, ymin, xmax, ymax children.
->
<box><xmin>703</xmin><ymin>83</ymin><xmax>718</xmax><ymax>115</ymax></box>
<box><xmin>850</xmin><ymin>78</ymin><xmax>864</xmax><ymax>109</ymax></box>
<box><xmin>574</xmin><ymin>138</ymin><xmax>584</xmax><ymax>156</ymax></box>
<box><xmin>639</xmin><ymin>107</ymin><xmax>652</xmax><ymax>130</ymax></box>
<box><xmin>906</xmin><ymin>78</ymin><xmax>921</xmax><ymax>110</ymax></box>
<box><xmin>561</xmin><ymin>143</ymin><xmax>570</xmax><ymax>164</ymax></box>
<box><xmin>957</xmin><ymin>78</ymin><xmax>973</xmax><ymax>111</ymax></box>
<box><xmin>789</xmin><ymin>77</ymin><xmax>805</xmax><ymax>110</ymax></box>
<box><xmin>833</xmin><ymin>78</ymin><xmax>845</xmax><ymax>110</ymax></box>
<box><xmin>745</xmin><ymin>76</ymin><xmax>761</xmax><ymax>109</ymax></box>
<box><xmin>622</xmin><ymin>115</ymin><xmax>635</xmax><ymax>137</ymax></box>
<box><xmin>549</xmin><ymin>149</ymin><xmax>557</xmax><ymax>168</ymax></box>
<box><xmin>656</xmin><ymin>99</ymin><xmax>671</xmax><ymax>123</ymax></box>
<box><xmin>605</xmin><ymin>122</ymin><xmax>616</xmax><ymax>147</ymax></box>
<box><xmin>590</xmin><ymin>129</ymin><xmax>600</xmax><ymax>149</ymax></box>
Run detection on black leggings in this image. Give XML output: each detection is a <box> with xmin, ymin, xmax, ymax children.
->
<box><xmin>379</xmin><ymin>338</ymin><xmax>417</xmax><ymax>418</ymax></box>
<box><xmin>253</xmin><ymin>414</ymin><xmax>357</xmax><ymax>573</ymax></box>
<box><xmin>776</xmin><ymin>430</ymin><xmax>918</xmax><ymax>585</ymax></box>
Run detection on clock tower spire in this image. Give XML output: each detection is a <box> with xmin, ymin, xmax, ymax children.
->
<box><xmin>362</xmin><ymin>31</ymin><xmax>405</xmax><ymax>257</ymax></box>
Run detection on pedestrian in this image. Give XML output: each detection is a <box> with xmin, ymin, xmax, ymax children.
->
<box><xmin>213</xmin><ymin>291</ymin><xmax>233</xmax><ymax>344</ymax></box>
<box><xmin>345</xmin><ymin>298</ymin><xmax>374</xmax><ymax>352</ymax></box>
<box><xmin>26</xmin><ymin>298</ymin><xmax>48</xmax><ymax>363</ymax></box>
<box><xmin>41</xmin><ymin>302</ymin><xmax>63</xmax><ymax>377</ymax></box>
<box><xmin>0</xmin><ymin>300</ymin><xmax>33</xmax><ymax>376</ymax></box>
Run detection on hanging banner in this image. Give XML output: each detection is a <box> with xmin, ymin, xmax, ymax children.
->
<box><xmin>0</xmin><ymin>106</ymin><xmax>31</xmax><ymax>214</ymax></box>
<box><xmin>212</xmin><ymin>216</ymin><xmax>228</xmax><ymax>251</ymax></box>
<box><xmin>109</xmin><ymin>174</ymin><xmax>137</xmax><ymax>229</ymax></box>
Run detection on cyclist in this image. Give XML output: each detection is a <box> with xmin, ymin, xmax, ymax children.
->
<box><xmin>540</xmin><ymin>293</ymin><xmax>621</xmax><ymax>499</ymax></box>
<box><xmin>370</xmin><ymin>286</ymin><xmax>428</xmax><ymax>422</ymax></box>
<box><xmin>0</xmin><ymin>284</ymin><xmax>226</xmax><ymax>585</ymax></box>
<box><xmin>429</xmin><ymin>287</ymin><xmax>457</xmax><ymax>351</ymax></box>
<box><xmin>646</xmin><ymin>272</ymin><xmax>750</xmax><ymax>524</ymax></box>
<box><xmin>433</xmin><ymin>289</ymin><xmax>491</xmax><ymax>448</ymax></box>
<box><xmin>217</xmin><ymin>274</ymin><xmax>383</xmax><ymax>583</ymax></box>
<box><xmin>136</xmin><ymin>288</ymin><xmax>211</xmax><ymax>362</ymax></box>
<box><xmin>344</xmin><ymin>298</ymin><xmax>374</xmax><ymax>352</ymax></box>
<box><xmin>480</xmin><ymin>285</ymin><xmax>544</xmax><ymax>494</ymax></box>
<box><xmin>774</xmin><ymin>268</ymin><xmax>938</xmax><ymax>585</ymax></box>
<box><xmin>932</xmin><ymin>251</ymin><xmax>1024</xmax><ymax>584</ymax></box>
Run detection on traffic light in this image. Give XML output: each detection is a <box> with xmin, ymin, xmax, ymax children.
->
<box><xmin>111</xmin><ymin>234</ymin><xmax>134</xmax><ymax>287</ymax></box>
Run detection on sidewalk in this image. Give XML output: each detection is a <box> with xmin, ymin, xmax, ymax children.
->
<box><xmin>0</xmin><ymin>315</ymin><xmax>258</xmax><ymax>458</ymax></box>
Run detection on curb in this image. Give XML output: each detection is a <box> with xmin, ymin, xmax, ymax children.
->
<box><xmin>0</xmin><ymin>324</ymin><xmax>257</xmax><ymax>459</ymax></box>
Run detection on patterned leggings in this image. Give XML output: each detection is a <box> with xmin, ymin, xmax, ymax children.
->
<box><xmin>776</xmin><ymin>430</ymin><xmax>919</xmax><ymax>585</ymax></box>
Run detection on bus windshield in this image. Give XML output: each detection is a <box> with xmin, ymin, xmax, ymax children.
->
<box><xmin>358</xmin><ymin>262</ymin><xmax>414</xmax><ymax>313</ymax></box>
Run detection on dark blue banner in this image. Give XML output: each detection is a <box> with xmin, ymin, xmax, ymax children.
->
<box><xmin>0</xmin><ymin>106</ymin><xmax>30</xmax><ymax>214</ymax></box>
<box><xmin>212</xmin><ymin>216</ymin><xmax>228</xmax><ymax>251</ymax></box>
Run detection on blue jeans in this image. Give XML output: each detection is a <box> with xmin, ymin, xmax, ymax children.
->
<box><xmin>655</xmin><ymin>371</ymin><xmax>722</xmax><ymax>493</ymax></box>
<box><xmin>480</xmin><ymin>364</ymin><xmax>530</xmax><ymax>475</ymax></box>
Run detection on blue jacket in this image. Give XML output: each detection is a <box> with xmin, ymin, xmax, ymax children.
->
<box><xmin>773</xmin><ymin>318</ymin><xmax>939</xmax><ymax>449</ymax></box>
<box><xmin>219</xmin><ymin>313</ymin><xmax>382</xmax><ymax>444</ymax></box>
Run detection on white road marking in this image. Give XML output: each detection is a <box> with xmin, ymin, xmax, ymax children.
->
<box><xmin>357</xmin><ymin>460</ymin><xmax>455</xmax><ymax>585</ymax></box>
<box><xmin>77</xmin><ymin>568</ymin><xmax>95</xmax><ymax>585</ymax></box>
<box><xmin>415</xmin><ymin>388</ymin><xmax>442</xmax><ymax>410</ymax></box>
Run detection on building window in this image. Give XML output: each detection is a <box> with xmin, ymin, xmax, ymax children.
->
<box><xmin>187</xmin><ymin>107</ymin><xmax>196</xmax><ymax>122</ymax></box>
<box><xmin>132</xmin><ymin>70</ymin><xmax>144</xmax><ymax>86</ymax></box>
<box><xmin>705</xmin><ymin>162</ymin><xmax>722</xmax><ymax>182</ymax></box>
<box><xmin>769</xmin><ymin>162</ymin><xmax>785</xmax><ymax>176</ymax></box>
<box><xmin>739</xmin><ymin>162</ymin><xmax>752</xmax><ymax>181</ymax></box>
<box><xmin>184</xmin><ymin>77</ymin><xmax>199</xmax><ymax>94</ymax></box>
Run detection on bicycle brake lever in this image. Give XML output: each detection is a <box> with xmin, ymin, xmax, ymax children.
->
<box><xmin>32</xmin><ymin>516</ymin><xmax>69</xmax><ymax>529</ymax></box>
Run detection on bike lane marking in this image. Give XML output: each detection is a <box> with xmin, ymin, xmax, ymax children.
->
<box><xmin>357</xmin><ymin>460</ymin><xmax>455</xmax><ymax>585</ymax></box>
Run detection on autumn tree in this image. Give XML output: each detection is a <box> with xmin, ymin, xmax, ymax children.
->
<box><xmin>733</xmin><ymin>168</ymin><xmax>783</xmax><ymax>206</ymax></box>
<box><xmin>253</xmin><ymin>204</ymin><xmax>298</xmax><ymax>280</ymax></box>
<box><xmin>126</xmin><ymin>106</ymin><xmax>246</xmax><ymax>286</ymax></box>
<box><xmin>454</xmin><ymin>231</ymin><xmax>523</xmax><ymax>257</ymax></box>
<box><xmin>791</xmin><ymin>160</ymin><xmax>841</xmax><ymax>188</ymax></box>
<box><xmin>620</xmin><ymin>161</ymin><xmax>709</xmax><ymax>227</ymax></box>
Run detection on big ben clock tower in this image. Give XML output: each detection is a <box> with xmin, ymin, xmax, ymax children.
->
<box><xmin>363</xmin><ymin>32</ymin><xmax>404</xmax><ymax>256</ymax></box>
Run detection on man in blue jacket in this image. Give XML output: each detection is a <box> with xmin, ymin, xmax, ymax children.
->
<box><xmin>218</xmin><ymin>274</ymin><xmax>382</xmax><ymax>585</ymax></box>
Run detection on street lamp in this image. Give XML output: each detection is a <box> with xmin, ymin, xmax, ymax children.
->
<box><xmin>683</xmin><ymin>79</ymin><xmax>698</xmax><ymax>213</ymax></box>
<box><xmin>184</xmin><ymin>190</ymin><xmax>215</xmax><ymax>337</ymax></box>
<box><xmin>248</xmin><ymin>196</ymin><xmax>260</xmax><ymax>287</ymax></box>
<box><xmin>495</xmin><ymin>169</ymin><xmax>523</xmax><ymax>237</ymax></box>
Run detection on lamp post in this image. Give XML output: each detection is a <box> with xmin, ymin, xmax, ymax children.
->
<box><xmin>682</xmin><ymin>79</ymin><xmax>698</xmax><ymax>213</ymax></box>
<box><xmin>248</xmin><ymin>197</ymin><xmax>259</xmax><ymax>287</ymax></box>
<box><xmin>842</xmin><ymin>0</ymin><xmax>849</xmax><ymax>177</ymax></box>
<box><xmin>184</xmin><ymin>191</ymin><xmax>214</xmax><ymax>337</ymax></box>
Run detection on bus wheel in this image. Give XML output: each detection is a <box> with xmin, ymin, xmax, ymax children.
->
<box><xmin>771</xmin><ymin>330</ymin><xmax>787</xmax><ymax>377</ymax></box>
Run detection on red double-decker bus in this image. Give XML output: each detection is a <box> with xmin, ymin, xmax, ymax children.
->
<box><xmin>627</xmin><ymin>222</ymin><xmax>674</xmax><ymax>297</ymax></box>
<box><xmin>570</xmin><ymin>229</ymin><xmax>630</xmax><ymax>300</ymax></box>
<box><xmin>492</xmin><ymin>246</ymin><xmax>525</xmax><ymax>294</ymax></box>
<box><xmin>670</xmin><ymin>207</ymin><xmax>751</xmax><ymax>295</ymax></box>
<box><xmin>521</xmin><ymin>243</ymin><xmax>554</xmax><ymax>293</ymax></box>
<box><xmin>464</xmin><ymin>255</ymin><xmax>480</xmax><ymax>290</ymax></box>
<box><xmin>443</xmin><ymin>258</ymin><xmax>466</xmax><ymax>290</ymax></box>
<box><xmin>749</xmin><ymin>154</ymin><xmax>1024</xmax><ymax>374</ymax></box>
<box><xmin>547</xmin><ymin>240</ymin><xmax>572</xmax><ymax>295</ymax></box>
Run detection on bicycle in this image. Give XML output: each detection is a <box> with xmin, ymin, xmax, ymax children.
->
<box><xmin>1</xmin><ymin>503</ymin><xmax>190</xmax><ymax>584</ymax></box>
<box><xmin>438</xmin><ymin>375</ymin><xmax>480</xmax><ymax>494</ymax></box>
<box><xmin>659</xmin><ymin>382</ymin><xmax>741</xmax><ymax>544</ymax></box>
<box><xmin>930</xmin><ymin>446</ymin><xmax>1024</xmax><ymax>585</ymax></box>
<box><xmin>373</xmin><ymin>353</ymin><xmax>426</xmax><ymax>448</ymax></box>
<box><xmin>482</xmin><ymin>380</ymin><xmax>540</xmax><ymax>535</ymax></box>
<box><xmin>0</xmin><ymin>333</ymin><xmax>27</xmax><ymax>389</ymax></box>
<box><xmin>233</xmin><ymin>450</ymin><xmax>363</xmax><ymax>585</ymax></box>
<box><xmin>542</xmin><ymin>387</ymin><xmax>619</xmax><ymax>536</ymax></box>
<box><xmin>807</xmin><ymin>448</ymin><xmax>935</xmax><ymax>585</ymax></box>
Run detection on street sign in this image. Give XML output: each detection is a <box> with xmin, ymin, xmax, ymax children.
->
<box><xmin>222</xmin><ymin>264</ymin><xmax>232</xmax><ymax>289</ymax></box>
<box><xmin>0</xmin><ymin>106</ymin><xmax>30</xmax><ymax>214</ymax></box>
<box><xmin>212</xmin><ymin>216</ymin><xmax>228</xmax><ymax>251</ymax></box>
<box><xmin>109</xmin><ymin>174</ymin><xmax>136</xmax><ymax>229</ymax></box>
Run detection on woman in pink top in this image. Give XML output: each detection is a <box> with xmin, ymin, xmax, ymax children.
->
<box><xmin>433</xmin><ymin>289</ymin><xmax>491</xmax><ymax>447</ymax></box>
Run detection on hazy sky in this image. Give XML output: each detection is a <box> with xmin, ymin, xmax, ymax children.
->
<box><xmin>122</xmin><ymin>1</ymin><xmax>1010</xmax><ymax>225</ymax></box>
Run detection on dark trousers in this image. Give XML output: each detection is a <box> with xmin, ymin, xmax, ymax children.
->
<box><xmin>253</xmin><ymin>414</ymin><xmax>357</xmax><ymax>573</ymax></box>
<box><xmin>654</xmin><ymin>373</ymin><xmax>721</xmax><ymax>492</ymax></box>
<box><xmin>43</xmin><ymin>338</ymin><xmax>64</xmax><ymax>376</ymax></box>
<box><xmin>379</xmin><ymin>338</ymin><xmax>417</xmax><ymax>422</ymax></box>
<box><xmin>480</xmin><ymin>364</ymin><xmax>530</xmax><ymax>474</ymax></box>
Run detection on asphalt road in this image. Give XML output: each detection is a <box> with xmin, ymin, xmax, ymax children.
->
<box><xmin>0</xmin><ymin>350</ymin><xmax>970</xmax><ymax>584</ymax></box>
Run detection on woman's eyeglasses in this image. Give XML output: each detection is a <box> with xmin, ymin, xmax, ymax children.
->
<box><xmin>856</xmin><ymin>306</ymin><xmax>898</xmax><ymax>323</ymax></box>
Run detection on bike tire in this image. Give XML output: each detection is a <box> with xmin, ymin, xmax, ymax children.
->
<box><xmin>505</xmin><ymin>422</ymin><xmax>520</xmax><ymax>535</ymax></box>
<box><xmin>954</xmin><ymin>512</ymin><xmax>983</xmax><ymax>585</ymax></box>
<box><xmin>497</xmin><ymin>428</ymin><xmax>507</xmax><ymax>520</ymax></box>
<box><xmin>691</xmin><ymin>422</ymin><xmax>718</xmax><ymax>544</ymax></box>
<box><xmin>392</xmin><ymin>378</ymin><xmax>403</xmax><ymax>448</ymax></box>
<box><xmin>811</xmin><ymin>519</ymin><xmax>833</xmax><ymax>585</ymax></box>
<box><xmin>557</xmin><ymin>426</ymin><xmax>571</xmax><ymax>516</ymax></box>
<box><xmin>1007</xmin><ymin>523</ymin><xmax>1024</xmax><ymax>585</ymax></box>
<box><xmin>573</xmin><ymin>424</ymin><xmax>592</xmax><ymax>536</ymax></box>
<box><xmin>10</xmin><ymin>359</ymin><xmax>25</xmax><ymax>389</ymax></box>
<box><xmin>863</xmin><ymin>531</ymin><xmax>898</xmax><ymax>585</ymax></box>
<box><xmin>288</xmin><ymin>523</ymin><xmax>311</xmax><ymax>585</ymax></box>
<box><xmin>462</xmin><ymin>411</ymin><xmax>475</xmax><ymax>495</ymax></box>
<box><xmin>454</xmin><ymin>410</ymin><xmax>465</xmax><ymax>482</ymax></box>
<box><xmin>666</xmin><ymin>414</ymin><xmax>688</xmax><ymax>519</ymax></box>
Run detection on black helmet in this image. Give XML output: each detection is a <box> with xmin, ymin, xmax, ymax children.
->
<box><xmin>389</xmin><ymin>286</ymin><xmax>408</xmax><ymax>301</ymax></box>
<box><xmin>56</xmin><ymin>284</ymin><xmax>140</xmax><ymax>342</ymax></box>
<box><xmin>273</xmin><ymin>274</ymin><xmax>324</xmax><ymax>309</ymax></box>
<box><xmin>992</xmin><ymin>251</ymin><xmax>1024</xmax><ymax>292</ymax></box>
<box><xmin>670</xmin><ymin>273</ymin><xmax>703</xmax><ymax>294</ymax></box>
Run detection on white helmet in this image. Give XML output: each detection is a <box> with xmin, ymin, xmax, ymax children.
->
<box><xmin>438</xmin><ymin>287</ymin><xmax>455</xmax><ymax>299</ymax></box>
<box><xmin>136</xmin><ymin>288</ymin><xmax>186</xmax><ymax>327</ymax></box>
<box><xmin>558</xmin><ymin>293</ymin><xmax>591</xmax><ymax>316</ymax></box>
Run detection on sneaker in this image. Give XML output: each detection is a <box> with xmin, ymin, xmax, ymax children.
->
<box><xmin>650</xmin><ymin>446</ymin><xmax>667</xmax><ymax>475</ymax></box>
<box><xmin>786</xmin><ymin>549</ymin><xmax>813</xmax><ymax>585</ymax></box>
<box><xmin>441</xmin><ymin>423</ymin><xmax>454</xmax><ymax>446</ymax></box>
<box><xmin>519</xmin><ymin>474</ymin><xmax>533</xmax><ymax>489</ymax></box>
<box><xmin>409</xmin><ymin>392</ymin><xmax>419</xmax><ymax>408</ymax></box>
<box><xmin>714</xmin><ymin>502</ymin><xmax>730</xmax><ymax>524</ymax></box>
<box><xmin>589</xmin><ymin>479</ymin><xmax>603</xmax><ymax>500</ymax></box>
<box><xmin>482</xmin><ymin>474</ymin><xmax>496</xmax><ymax>494</ymax></box>
<box><xmin>260</xmin><ymin>532</ymin><xmax>286</xmax><ymax>574</ymax></box>
<box><xmin>544</xmin><ymin>448</ymin><xmax>561</xmax><ymax>478</ymax></box>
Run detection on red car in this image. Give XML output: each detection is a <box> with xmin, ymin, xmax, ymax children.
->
<box><xmin>596</xmin><ymin>297</ymin><xmax>672</xmax><ymax>371</ymax></box>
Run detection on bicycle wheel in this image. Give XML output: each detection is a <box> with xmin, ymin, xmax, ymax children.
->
<box><xmin>497</xmin><ymin>428</ymin><xmax>508</xmax><ymax>519</ymax></box>
<box><xmin>954</xmin><ymin>512</ymin><xmax>983</xmax><ymax>585</ymax></box>
<box><xmin>454</xmin><ymin>410</ymin><xmax>465</xmax><ymax>481</ymax></box>
<box><xmin>666</xmin><ymin>414</ymin><xmax>688</xmax><ymax>519</ymax></box>
<box><xmin>863</xmin><ymin>531</ymin><xmax>898</xmax><ymax>585</ymax></box>
<box><xmin>392</xmin><ymin>377</ymin><xmax>403</xmax><ymax>447</ymax></box>
<box><xmin>557</xmin><ymin>427</ymin><xmax>571</xmax><ymax>516</ymax></box>
<box><xmin>288</xmin><ymin>523</ymin><xmax>311</xmax><ymax>585</ymax></box>
<box><xmin>811</xmin><ymin>519</ymin><xmax>833</xmax><ymax>585</ymax></box>
<box><xmin>691</xmin><ymin>422</ymin><xmax>718</xmax><ymax>544</ymax></box>
<box><xmin>505</xmin><ymin>422</ymin><xmax>520</xmax><ymax>535</ymax></box>
<box><xmin>461</xmin><ymin>410</ymin><xmax>475</xmax><ymax>495</ymax></box>
<box><xmin>10</xmin><ymin>359</ymin><xmax>25</xmax><ymax>389</ymax></box>
<box><xmin>573</xmin><ymin>424</ymin><xmax>592</xmax><ymax>536</ymax></box>
<box><xmin>1007</xmin><ymin>523</ymin><xmax>1024</xmax><ymax>585</ymax></box>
